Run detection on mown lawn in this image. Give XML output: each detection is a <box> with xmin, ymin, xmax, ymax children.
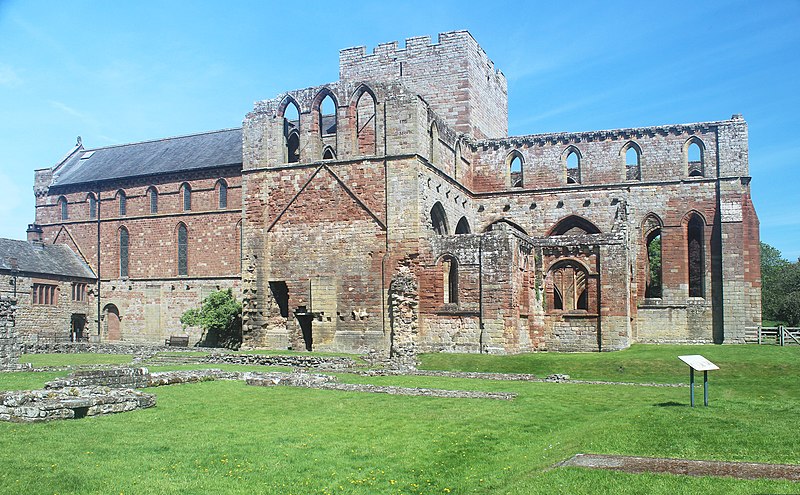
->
<box><xmin>0</xmin><ymin>344</ymin><xmax>798</xmax><ymax>494</ymax></box>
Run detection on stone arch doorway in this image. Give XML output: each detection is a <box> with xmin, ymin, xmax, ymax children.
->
<box><xmin>103</xmin><ymin>304</ymin><xmax>121</xmax><ymax>341</ymax></box>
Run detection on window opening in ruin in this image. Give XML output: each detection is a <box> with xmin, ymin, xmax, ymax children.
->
<box><xmin>104</xmin><ymin>304</ymin><xmax>121</xmax><ymax>341</ymax></box>
<box><xmin>269</xmin><ymin>281</ymin><xmax>289</xmax><ymax>318</ymax></box>
<box><xmin>645</xmin><ymin>229</ymin><xmax>662</xmax><ymax>298</ymax></box>
<box><xmin>429</xmin><ymin>123</ymin><xmax>439</xmax><ymax>165</ymax></box>
<box><xmin>59</xmin><ymin>196</ymin><xmax>68</xmax><ymax>221</ymax></box>
<box><xmin>217</xmin><ymin>180</ymin><xmax>227</xmax><ymax>209</ymax></box>
<box><xmin>319</xmin><ymin>94</ymin><xmax>337</xmax><ymax>136</ymax></box>
<box><xmin>148</xmin><ymin>187</ymin><xmax>158</xmax><ymax>214</ymax></box>
<box><xmin>687</xmin><ymin>214</ymin><xmax>704</xmax><ymax>297</ymax></box>
<box><xmin>688</xmin><ymin>141</ymin><xmax>704</xmax><ymax>177</ymax></box>
<box><xmin>88</xmin><ymin>194</ymin><xmax>97</xmax><ymax>219</ymax></box>
<box><xmin>177</xmin><ymin>223</ymin><xmax>188</xmax><ymax>276</ymax></box>
<box><xmin>625</xmin><ymin>145</ymin><xmax>641</xmax><ymax>180</ymax></box>
<box><xmin>32</xmin><ymin>283</ymin><xmax>57</xmax><ymax>305</ymax></box>
<box><xmin>442</xmin><ymin>256</ymin><xmax>459</xmax><ymax>304</ymax></box>
<box><xmin>322</xmin><ymin>147</ymin><xmax>335</xmax><ymax>160</ymax></box>
<box><xmin>282</xmin><ymin>100</ymin><xmax>301</xmax><ymax>163</ymax></box>
<box><xmin>508</xmin><ymin>152</ymin><xmax>523</xmax><ymax>187</ymax></box>
<box><xmin>295</xmin><ymin>305</ymin><xmax>313</xmax><ymax>351</ymax></box>
<box><xmin>119</xmin><ymin>227</ymin><xmax>129</xmax><ymax>278</ymax></box>
<box><xmin>182</xmin><ymin>183</ymin><xmax>191</xmax><ymax>211</ymax></box>
<box><xmin>117</xmin><ymin>190</ymin><xmax>126</xmax><ymax>216</ymax></box>
<box><xmin>356</xmin><ymin>90</ymin><xmax>377</xmax><ymax>155</ymax></box>
<box><xmin>566</xmin><ymin>150</ymin><xmax>581</xmax><ymax>184</ymax></box>
<box><xmin>431</xmin><ymin>201</ymin><xmax>449</xmax><ymax>235</ymax></box>
<box><xmin>455</xmin><ymin>216</ymin><xmax>471</xmax><ymax>234</ymax></box>
<box><xmin>551</xmin><ymin>263</ymin><xmax>588</xmax><ymax>311</ymax></box>
<box><xmin>549</xmin><ymin>215</ymin><xmax>601</xmax><ymax>236</ymax></box>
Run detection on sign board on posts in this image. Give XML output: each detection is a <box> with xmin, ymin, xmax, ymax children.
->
<box><xmin>678</xmin><ymin>355</ymin><xmax>719</xmax><ymax>371</ymax></box>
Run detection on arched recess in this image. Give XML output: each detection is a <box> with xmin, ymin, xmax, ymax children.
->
<box><xmin>439</xmin><ymin>254</ymin><xmax>459</xmax><ymax>304</ymax></box>
<box><xmin>454</xmin><ymin>140</ymin><xmax>461</xmax><ymax>180</ymax></box>
<box><xmin>548</xmin><ymin>215</ymin><xmax>601</xmax><ymax>236</ymax></box>
<box><xmin>548</xmin><ymin>259</ymin><xmax>590</xmax><ymax>311</ymax></box>
<box><xmin>176</xmin><ymin>222</ymin><xmax>189</xmax><ymax>276</ymax></box>
<box><xmin>685</xmin><ymin>137</ymin><xmax>705</xmax><ymax>177</ymax></box>
<box><xmin>507</xmin><ymin>150</ymin><xmax>524</xmax><ymax>188</ymax></box>
<box><xmin>641</xmin><ymin>213</ymin><xmax>663</xmax><ymax>298</ymax></box>
<box><xmin>180</xmin><ymin>183</ymin><xmax>191</xmax><ymax>211</ymax></box>
<box><xmin>216</xmin><ymin>179</ymin><xmax>228</xmax><ymax>209</ymax></box>
<box><xmin>563</xmin><ymin>146</ymin><xmax>582</xmax><ymax>184</ymax></box>
<box><xmin>58</xmin><ymin>196</ymin><xmax>68</xmax><ymax>221</ymax></box>
<box><xmin>430</xmin><ymin>201</ymin><xmax>448</xmax><ymax>235</ymax></box>
<box><xmin>313</xmin><ymin>88</ymin><xmax>338</xmax><ymax>136</ymax></box>
<box><xmin>429</xmin><ymin>122</ymin><xmax>440</xmax><ymax>165</ymax></box>
<box><xmin>482</xmin><ymin>218</ymin><xmax>529</xmax><ymax>236</ymax></box>
<box><xmin>147</xmin><ymin>186</ymin><xmax>158</xmax><ymax>214</ymax></box>
<box><xmin>352</xmin><ymin>86</ymin><xmax>377</xmax><ymax>156</ymax></box>
<box><xmin>116</xmin><ymin>190</ymin><xmax>127</xmax><ymax>216</ymax></box>
<box><xmin>87</xmin><ymin>193</ymin><xmax>97</xmax><ymax>219</ymax></box>
<box><xmin>118</xmin><ymin>226</ymin><xmax>129</xmax><ymax>278</ymax></box>
<box><xmin>621</xmin><ymin>141</ymin><xmax>642</xmax><ymax>181</ymax></box>
<box><xmin>279</xmin><ymin>96</ymin><xmax>301</xmax><ymax>163</ymax></box>
<box><xmin>455</xmin><ymin>216</ymin><xmax>471</xmax><ymax>234</ymax></box>
<box><xmin>684</xmin><ymin>212</ymin><xmax>706</xmax><ymax>297</ymax></box>
<box><xmin>103</xmin><ymin>304</ymin><xmax>121</xmax><ymax>341</ymax></box>
<box><xmin>322</xmin><ymin>146</ymin><xmax>336</xmax><ymax>160</ymax></box>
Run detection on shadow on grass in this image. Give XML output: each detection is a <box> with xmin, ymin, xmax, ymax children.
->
<box><xmin>654</xmin><ymin>401</ymin><xmax>686</xmax><ymax>407</ymax></box>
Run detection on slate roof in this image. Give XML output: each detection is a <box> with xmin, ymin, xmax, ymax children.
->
<box><xmin>0</xmin><ymin>238</ymin><xmax>96</xmax><ymax>279</ymax></box>
<box><xmin>51</xmin><ymin>128</ymin><xmax>243</xmax><ymax>187</ymax></box>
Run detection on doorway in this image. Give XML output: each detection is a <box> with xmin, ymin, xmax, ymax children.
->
<box><xmin>70</xmin><ymin>314</ymin><xmax>86</xmax><ymax>342</ymax></box>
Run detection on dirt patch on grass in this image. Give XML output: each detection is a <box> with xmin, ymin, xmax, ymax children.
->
<box><xmin>557</xmin><ymin>454</ymin><xmax>800</xmax><ymax>481</ymax></box>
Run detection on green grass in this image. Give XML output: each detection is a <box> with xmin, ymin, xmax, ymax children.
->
<box><xmin>1</xmin><ymin>344</ymin><xmax>798</xmax><ymax>494</ymax></box>
<box><xmin>19</xmin><ymin>353</ymin><xmax>133</xmax><ymax>367</ymax></box>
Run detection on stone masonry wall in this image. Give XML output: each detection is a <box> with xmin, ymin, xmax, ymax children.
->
<box><xmin>0</xmin><ymin>297</ymin><xmax>20</xmax><ymax>368</ymax></box>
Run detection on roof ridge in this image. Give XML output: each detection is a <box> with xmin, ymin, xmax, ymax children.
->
<box><xmin>84</xmin><ymin>127</ymin><xmax>242</xmax><ymax>152</ymax></box>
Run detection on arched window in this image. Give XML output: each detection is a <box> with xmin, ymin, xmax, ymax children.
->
<box><xmin>117</xmin><ymin>190</ymin><xmax>127</xmax><ymax>216</ymax></box>
<box><xmin>181</xmin><ymin>183</ymin><xmax>191</xmax><ymax>211</ymax></box>
<box><xmin>430</xmin><ymin>201</ymin><xmax>448</xmax><ymax>235</ymax></box>
<box><xmin>355</xmin><ymin>88</ymin><xmax>376</xmax><ymax>155</ymax></box>
<box><xmin>623</xmin><ymin>142</ymin><xmax>641</xmax><ymax>181</ymax></box>
<box><xmin>548</xmin><ymin>215</ymin><xmax>601</xmax><ymax>236</ymax></box>
<box><xmin>87</xmin><ymin>193</ymin><xmax>97</xmax><ymax>219</ymax></box>
<box><xmin>322</xmin><ymin>147</ymin><xmax>336</xmax><ymax>160</ymax></box>
<box><xmin>216</xmin><ymin>180</ymin><xmax>228</xmax><ymax>209</ymax></box>
<box><xmin>507</xmin><ymin>151</ymin><xmax>523</xmax><ymax>188</ymax></box>
<box><xmin>687</xmin><ymin>214</ymin><xmax>705</xmax><ymax>297</ymax></box>
<box><xmin>687</xmin><ymin>139</ymin><xmax>705</xmax><ymax>177</ymax></box>
<box><xmin>429</xmin><ymin>123</ymin><xmax>439</xmax><ymax>165</ymax></box>
<box><xmin>319</xmin><ymin>93</ymin><xmax>337</xmax><ymax>136</ymax></box>
<box><xmin>442</xmin><ymin>256</ymin><xmax>459</xmax><ymax>304</ymax></box>
<box><xmin>281</xmin><ymin>98</ymin><xmax>300</xmax><ymax>163</ymax></box>
<box><xmin>565</xmin><ymin>148</ymin><xmax>581</xmax><ymax>184</ymax></box>
<box><xmin>177</xmin><ymin>223</ymin><xmax>188</xmax><ymax>276</ymax></box>
<box><xmin>455</xmin><ymin>216</ymin><xmax>471</xmax><ymax>234</ymax></box>
<box><xmin>550</xmin><ymin>262</ymin><xmax>588</xmax><ymax>311</ymax></box>
<box><xmin>148</xmin><ymin>187</ymin><xmax>158</xmax><ymax>214</ymax></box>
<box><xmin>454</xmin><ymin>141</ymin><xmax>461</xmax><ymax>180</ymax></box>
<box><xmin>119</xmin><ymin>227</ymin><xmax>129</xmax><ymax>278</ymax></box>
<box><xmin>59</xmin><ymin>196</ymin><xmax>68</xmax><ymax>221</ymax></box>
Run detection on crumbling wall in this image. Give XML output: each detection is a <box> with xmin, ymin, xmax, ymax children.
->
<box><xmin>0</xmin><ymin>297</ymin><xmax>20</xmax><ymax>368</ymax></box>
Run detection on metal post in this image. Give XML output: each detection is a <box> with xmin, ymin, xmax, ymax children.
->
<box><xmin>690</xmin><ymin>368</ymin><xmax>695</xmax><ymax>407</ymax></box>
<box><xmin>703</xmin><ymin>370</ymin><xmax>709</xmax><ymax>406</ymax></box>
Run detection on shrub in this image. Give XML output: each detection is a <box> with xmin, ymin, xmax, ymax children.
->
<box><xmin>180</xmin><ymin>289</ymin><xmax>242</xmax><ymax>349</ymax></box>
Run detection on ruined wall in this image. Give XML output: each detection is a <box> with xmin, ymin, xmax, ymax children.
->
<box><xmin>0</xmin><ymin>297</ymin><xmax>20</xmax><ymax>368</ymax></box>
<box><xmin>340</xmin><ymin>31</ymin><xmax>507</xmax><ymax>139</ymax></box>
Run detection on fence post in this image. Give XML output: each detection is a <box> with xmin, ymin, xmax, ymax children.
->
<box><xmin>758</xmin><ymin>326</ymin><xmax>762</xmax><ymax>345</ymax></box>
<box><xmin>779</xmin><ymin>325</ymin><xmax>785</xmax><ymax>346</ymax></box>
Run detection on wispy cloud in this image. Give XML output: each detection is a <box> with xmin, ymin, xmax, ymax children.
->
<box><xmin>0</xmin><ymin>64</ymin><xmax>22</xmax><ymax>87</ymax></box>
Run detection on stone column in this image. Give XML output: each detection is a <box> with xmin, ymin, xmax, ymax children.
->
<box><xmin>0</xmin><ymin>297</ymin><xmax>21</xmax><ymax>369</ymax></box>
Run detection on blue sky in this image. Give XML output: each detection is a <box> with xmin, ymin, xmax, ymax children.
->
<box><xmin>1</xmin><ymin>0</ymin><xmax>798</xmax><ymax>259</ymax></box>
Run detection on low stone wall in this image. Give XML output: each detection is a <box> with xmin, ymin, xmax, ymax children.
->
<box><xmin>20</xmin><ymin>342</ymin><xmax>223</xmax><ymax>356</ymax></box>
<box><xmin>0</xmin><ymin>386</ymin><xmax>155</xmax><ymax>423</ymax></box>
<box><xmin>148</xmin><ymin>369</ymin><xmax>240</xmax><ymax>386</ymax></box>
<box><xmin>46</xmin><ymin>368</ymin><xmax>151</xmax><ymax>389</ymax></box>
<box><xmin>205</xmin><ymin>353</ymin><xmax>358</xmax><ymax>369</ymax></box>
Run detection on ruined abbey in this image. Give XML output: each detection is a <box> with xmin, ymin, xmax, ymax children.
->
<box><xmin>3</xmin><ymin>31</ymin><xmax>761</xmax><ymax>353</ymax></box>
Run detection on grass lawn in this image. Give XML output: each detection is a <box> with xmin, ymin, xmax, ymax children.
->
<box><xmin>19</xmin><ymin>353</ymin><xmax>134</xmax><ymax>367</ymax></box>
<box><xmin>1</xmin><ymin>344</ymin><xmax>798</xmax><ymax>494</ymax></box>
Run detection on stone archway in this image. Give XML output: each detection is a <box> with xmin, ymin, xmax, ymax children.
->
<box><xmin>103</xmin><ymin>304</ymin><xmax>121</xmax><ymax>341</ymax></box>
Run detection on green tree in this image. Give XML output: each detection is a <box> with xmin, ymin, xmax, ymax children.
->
<box><xmin>180</xmin><ymin>289</ymin><xmax>242</xmax><ymax>349</ymax></box>
<box><xmin>761</xmin><ymin>242</ymin><xmax>800</xmax><ymax>326</ymax></box>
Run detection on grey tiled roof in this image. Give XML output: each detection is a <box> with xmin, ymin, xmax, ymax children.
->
<box><xmin>51</xmin><ymin>128</ymin><xmax>242</xmax><ymax>187</ymax></box>
<box><xmin>0</xmin><ymin>238</ymin><xmax>95</xmax><ymax>279</ymax></box>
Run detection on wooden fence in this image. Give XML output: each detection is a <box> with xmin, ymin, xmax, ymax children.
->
<box><xmin>745</xmin><ymin>326</ymin><xmax>800</xmax><ymax>346</ymax></box>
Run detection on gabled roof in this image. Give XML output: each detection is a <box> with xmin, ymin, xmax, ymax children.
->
<box><xmin>51</xmin><ymin>128</ymin><xmax>242</xmax><ymax>187</ymax></box>
<box><xmin>0</xmin><ymin>238</ymin><xmax>95</xmax><ymax>280</ymax></box>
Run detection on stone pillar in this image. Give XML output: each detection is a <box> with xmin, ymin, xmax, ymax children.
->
<box><xmin>0</xmin><ymin>297</ymin><xmax>21</xmax><ymax>369</ymax></box>
<box><xmin>389</xmin><ymin>264</ymin><xmax>418</xmax><ymax>361</ymax></box>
